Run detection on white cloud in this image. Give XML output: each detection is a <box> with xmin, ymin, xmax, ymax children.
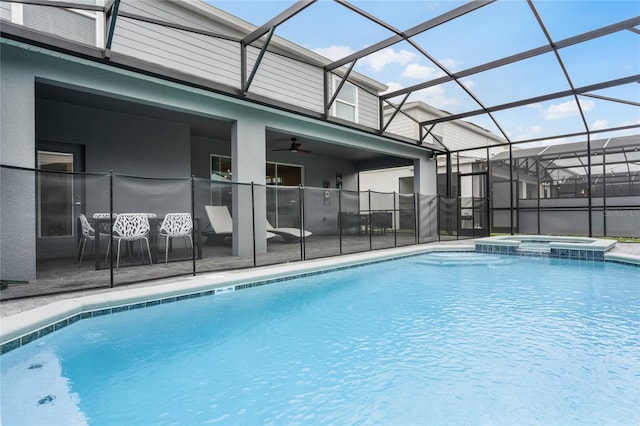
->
<box><xmin>592</xmin><ymin>119</ymin><xmax>609</xmax><ymax>130</ymax></box>
<box><xmin>514</xmin><ymin>124</ymin><xmax>543</xmax><ymax>141</ymax></box>
<box><xmin>540</xmin><ymin>99</ymin><xmax>595</xmax><ymax>120</ymax></box>
<box><xmin>401</xmin><ymin>63</ymin><xmax>445</xmax><ymax>80</ymax></box>
<box><xmin>461</xmin><ymin>79</ymin><xmax>475</xmax><ymax>89</ymax></box>
<box><xmin>618</xmin><ymin>119</ymin><xmax>640</xmax><ymax>127</ymax></box>
<box><xmin>361</xmin><ymin>48</ymin><xmax>418</xmax><ymax>72</ymax></box>
<box><xmin>312</xmin><ymin>45</ymin><xmax>354</xmax><ymax>61</ymax></box>
<box><xmin>409</xmin><ymin>85</ymin><xmax>459</xmax><ymax>109</ymax></box>
<box><xmin>382</xmin><ymin>82</ymin><xmax>405</xmax><ymax>96</ymax></box>
<box><xmin>439</xmin><ymin>58</ymin><xmax>461</xmax><ymax>69</ymax></box>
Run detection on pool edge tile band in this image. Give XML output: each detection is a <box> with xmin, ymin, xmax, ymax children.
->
<box><xmin>2</xmin><ymin>244</ymin><xmax>638</xmax><ymax>355</ymax></box>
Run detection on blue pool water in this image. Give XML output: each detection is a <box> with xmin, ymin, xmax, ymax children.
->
<box><xmin>2</xmin><ymin>253</ymin><xmax>639</xmax><ymax>425</ymax></box>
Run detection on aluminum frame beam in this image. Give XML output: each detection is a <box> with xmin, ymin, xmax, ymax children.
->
<box><xmin>241</xmin><ymin>1</ymin><xmax>316</xmax><ymax>95</ymax></box>
<box><xmin>419</xmin><ymin>75</ymin><xmax>640</xmax><ymax>127</ymax></box>
<box><xmin>241</xmin><ymin>0</ymin><xmax>316</xmax><ymax>46</ymax></box>
<box><xmin>380</xmin><ymin>16</ymin><xmax>640</xmax><ymax>102</ymax></box>
<box><xmin>105</xmin><ymin>0</ymin><xmax>121</xmax><ymax>52</ymax></box>
<box><xmin>326</xmin><ymin>0</ymin><xmax>495</xmax><ymax>72</ymax></box>
<box><xmin>581</xmin><ymin>93</ymin><xmax>640</xmax><ymax>108</ymax></box>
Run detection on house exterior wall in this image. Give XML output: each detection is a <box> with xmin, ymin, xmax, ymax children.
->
<box><xmin>37</xmin><ymin>99</ymin><xmax>192</xmax><ymax>178</ymax></box>
<box><xmin>360</xmin><ymin>168</ymin><xmax>414</xmax><ymax>193</ymax></box>
<box><xmin>0</xmin><ymin>40</ymin><xmax>427</xmax><ymax>280</ymax></box>
<box><xmin>109</xmin><ymin>0</ymin><xmax>381</xmax><ymax>126</ymax></box>
<box><xmin>23</xmin><ymin>3</ymin><xmax>97</xmax><ymax>45</ymax></box>
<box><xmin>2</xmin><ymin>0</ymin><xmax>386</xmax><ymax>129</ymax></box>
<box><xmin>247</xmin><ymin>48</ymin><xmax>324</xmax><ymax>113</ymax></box>
<box><xmin>112</xmin><ymin>15</ymin><xmax>241</xmax><ymax>89</ymax></box>
<box><xmin>384</xmin><ymin>107</ymin><xmax>440</xmax><ymax>146</ymax></box>
<box><xmin>357</xmin><ymin>89</ymin><xmax>379</xmax><ymax>130</ymax></box>
<box><xmin>118</xmin><ymin>0</ymin><xmax>244</xmax><ymax>38</ymax></box>
<box><xmin>0</xmin><ymin>42</ymin><xmax>37</xmax><ymax>281</ymax></box>
<box><xmin>1</xmin><ymin>2</ymin><xmax>12</xmax><ymax>21</ymax></box>
<box><xmin>385</xmin><ymin>110</ymin><xmax>419</xmax><ymax>140</ymax></box>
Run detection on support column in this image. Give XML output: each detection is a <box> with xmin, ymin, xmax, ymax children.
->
<box><xmin>0</xmin><ymin>54</ymin><xmax>36</xmax><ymax>280</ymax></box>
<box><xmin>231</xmin><ymin>119</ymin><xmax>267</xmax><ymax>256</ymax></box>
<box><xmin>413</xmin><ymin>154</ymin><xmax>437</xmax><ymax>196</ymax></box>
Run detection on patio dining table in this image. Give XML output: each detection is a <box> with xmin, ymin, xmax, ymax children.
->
<box><xmin>91</xmin><ymin>215</ymin><xmax>202</xmax><ymax>270</ymax></box>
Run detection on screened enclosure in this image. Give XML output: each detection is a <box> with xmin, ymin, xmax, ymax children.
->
<box><xmin>1</xmin><ymin>0</ymin><xmax>638</xmax><ymax>299</ymax></box>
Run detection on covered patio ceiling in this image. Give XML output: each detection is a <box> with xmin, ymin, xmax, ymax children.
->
<box><xmin>211</xmin><ymin>0</ymin><xmax>639</xmax><ymax>152</ymax></box>
<box><xmin>35</xmin><ymin>83</ymin><xmax>396</xmax><ymax>162</ymax></box>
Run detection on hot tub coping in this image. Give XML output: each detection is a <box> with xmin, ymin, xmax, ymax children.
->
<box><xmin>475</xmin><ymin>235</ymin><xmax>616</xmax><ymax>251</ymax></box>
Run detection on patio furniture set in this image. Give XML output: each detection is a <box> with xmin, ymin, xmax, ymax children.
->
<box><xmin>78</xmin><ymin>212</ymin><xmax>199</xmax><ymax>269</ymax></box>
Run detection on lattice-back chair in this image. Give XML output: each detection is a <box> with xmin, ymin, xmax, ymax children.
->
<box><xmin>110</xmin><ymin>213</ymin><xmax>152</xmax><ymax>269</ymax></box>
<box><xmin>159</xmin><ymin>213</ymin><xmax>193</xmax><ymax>264</ymax></box>
<box><xmin>92</xmin><ymin>212</ymin><xmax>118</xmax><ymax>235</ymax></box>
<box><xmin>77</xmin><ymin>214</ymin><xmax>108</xmax><ymax>265</ymax></box>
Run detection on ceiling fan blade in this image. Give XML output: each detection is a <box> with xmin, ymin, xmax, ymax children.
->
<box><xmin>270</xmin><ymin>138</ymin><xmax>311</xmax><ymax>153</ymax></box>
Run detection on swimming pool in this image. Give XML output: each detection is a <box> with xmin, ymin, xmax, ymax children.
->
<box><xmin>2</xmin><ymin>252</ymin><xmax>638</xmax><ymax>425</ymax></box>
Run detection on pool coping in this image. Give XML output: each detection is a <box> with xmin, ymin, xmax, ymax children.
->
<box><xmin>475</xmin><ymin>235</ymin><xmax>617</xmax><ymax>251</ymax></box>
<box><xmin>1</xmin><ymin>244</ymin><xmax>474</xmax><ymax>351</ymax></box>
<box><xmin>474</xmin><ymin>235</ymin><xmax>620</xmax><ymax>260</ymax></box>
<box><xmin>1</xmin><ymin>243</ymin><xmax>638</xmax><ymax>354</ymax></box>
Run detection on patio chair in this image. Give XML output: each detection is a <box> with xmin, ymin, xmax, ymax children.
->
<box><xmin>92</xmin><ymin>212</ymin><xmax>118</xmax><ymax>234</ymax></box>
<box><xmin>203</xmin><ymin>205</ymin><xmax>276</xmax><ymax>242</ymax></box>
<box><xmin>159</xmin><ymin>213</ymin><xmax>193</xmax><ymax>264</ymax></box>
<box><xmin>77</xmin><ymin>214</ymin><xmax>109</xmax><ymax>265</ymax></box>
<box><xmin>266</xmin><ymin>220</ymin><xmax>312</xmax><ymax>243</ymax></box>
<box><xmin>109</xmin><ymin>213</ymin><xmax>152</xmax><ymax>269</ymax></box>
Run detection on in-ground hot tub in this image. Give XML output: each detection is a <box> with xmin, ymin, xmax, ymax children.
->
<box><xmin>475</xmin><ymin>235</ymin><xmax>617</xmax><ymax>260</ymax></box>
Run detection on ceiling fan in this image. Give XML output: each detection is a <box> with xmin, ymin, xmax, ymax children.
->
<box><xmin>272</xmin><ymin>137</ymin><xmax>311</xmax><ymax>154</ymax></box>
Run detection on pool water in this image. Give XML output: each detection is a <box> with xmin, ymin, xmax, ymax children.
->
<box><xmin>2</xmin><ymin>253</ymin><xmax>639</xmax><ymax>425</ymax></box>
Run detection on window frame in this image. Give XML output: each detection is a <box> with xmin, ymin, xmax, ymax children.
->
<box><xmin>10</xmin><ymin>1</ymin><xmax>104</xmax><ymax>48</ymax></box>
<box><xmin>210</xmin><ymin>154</ymin><xmax>304</xmax><ymax>186</ymax></box>
<box><xmin>332</xmin><ymin>76</ymin><xmax>359</xmax><ymax>123</ymax></box>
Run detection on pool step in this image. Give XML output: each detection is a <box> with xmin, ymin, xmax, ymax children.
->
<box><xmin>516</xmin><ymin>243</ymin><xmax>551</xmax><ymax>254</ymax></box>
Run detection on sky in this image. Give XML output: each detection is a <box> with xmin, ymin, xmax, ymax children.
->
<box><xmin>207</xmin><ymin>0</ymin><xmax>640</xmax><ymax>146</ymax></box>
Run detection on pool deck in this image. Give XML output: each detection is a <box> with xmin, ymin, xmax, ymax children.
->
<box><xmin>1</xmin><ymin>240</ymin><xmax>638</xmax><ymax>346</ymax></box>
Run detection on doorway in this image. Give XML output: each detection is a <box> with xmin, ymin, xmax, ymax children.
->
<box><xmin>458</xmin><ymin>172</ymin><xmax>489</xmax><ymax>237</ymax></box>
<box><xmin>36</xmin><ymin>142</ymin><xmax>85</xmax><ymax>258</ymax></box>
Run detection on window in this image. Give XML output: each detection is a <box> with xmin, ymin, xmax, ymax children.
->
<box><xmin>210</xmin><ymin>155</ymin><xmax>303</xmax><ymax>185</ymax></box>
<box><xmin>266</xmin><ymin>163</ymin><xmax>303</xmax><ymax>186</ymax></box>
<box><xmin>9</xmin><ymin>1</ymin><xmax>104</xmax><ymax>47</ymax></box>
<box><xmin>210</xmin><ymin>155</ymin><xmax>232</xmax><ymax>181</ymax></box>
<box><xmin>332</xmin><ymin>77</ymin><xmax>358</xmax><ymax>122</ymax></box>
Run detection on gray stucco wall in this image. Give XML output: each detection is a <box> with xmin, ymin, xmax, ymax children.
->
<box><xmin>37</xmin><ymin>99</ymin><xmax>191</xmax><ymax>177</ymax></box>
<box><xmin>0</xmin><ymin>42</ymin><xmax>37</xmax><ymax>281</ymax></box>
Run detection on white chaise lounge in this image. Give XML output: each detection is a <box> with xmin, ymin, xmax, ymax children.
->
<box><xmin>266</xmin><ymin>220</ymin><xmax>312</xmax><ymax>243</ymax></box>
<box><xmin>204</xmin><ymin>205</ymin><xmax>275</xmax><ymax>242</ymax></box>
